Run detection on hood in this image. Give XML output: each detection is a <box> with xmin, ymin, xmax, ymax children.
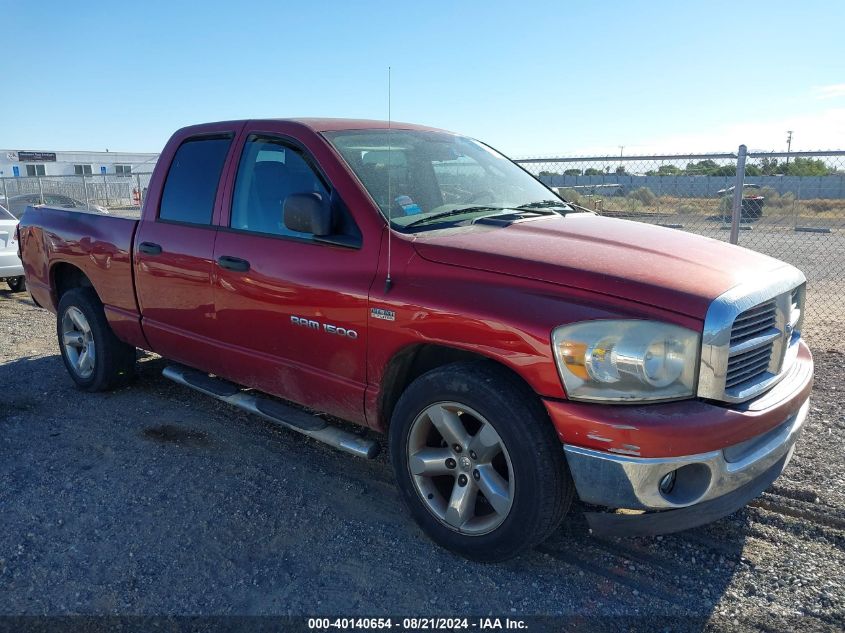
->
<box><xmin>411</xmin><ymin>214</ymin><xmax>791</xmax><ymax>319</ymax></box>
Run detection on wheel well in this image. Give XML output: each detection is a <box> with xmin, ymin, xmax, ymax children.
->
<box><xmin>51</xmin><ymin>263</ymin><xmax>94</xmax><ymax>301</ymax></box>
<box><xmin>378</xmin><ymin>344</ymin><xmax>536</xmax><ymax>431</ymax></box>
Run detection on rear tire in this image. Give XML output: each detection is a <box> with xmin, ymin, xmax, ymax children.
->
<box><xmin>389</xmin><ymin>361</ymin><xmax>573</xmax><ymax>562</ymax></box>
<box><xmin>57</xmin><ymin>288</ymin><xmax>136</xmax><ymax>392</ymax></box>
<box><xmin>7</xmin><ymin>276</ymin><xmax>25</xmax><ymax>293</ymax></box>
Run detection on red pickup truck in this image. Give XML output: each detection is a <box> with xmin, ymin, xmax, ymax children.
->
<box><xmin>18</xmin><ymin>119</ymin><xmax>813</xmax><ymax>561</ymax></box>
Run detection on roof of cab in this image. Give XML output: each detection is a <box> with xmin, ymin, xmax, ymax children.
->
<box><xmin>170</xmin><ymin>118</ymin><xmax>456</xmax><ymax>147</ymax></box>
<box><xmin>183</xmin><ymin>118</ymin><xmax>450</xmax><ymax>133</ymax></box>
<box><xmin>272</xmin><ymin>118</ymin><xmax>450</xmax><ymax>133</ymax></box>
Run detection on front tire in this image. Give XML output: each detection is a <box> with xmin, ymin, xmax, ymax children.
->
<box><xmin>389</xmin><ymin>361</ymin><xmax>573</xmax><ymax>561</ymax></box>
<box><xmin>7</xmin><ymin>276</ymin><xmax>25</xmax><ymax>293</ymax></box>
<box><xmin>57</xmin><ymin>288</ymin><xmax>136</xmax><ymax>391</ymax></box>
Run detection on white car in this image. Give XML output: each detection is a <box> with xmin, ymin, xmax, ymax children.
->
<box><xmin>0</xmin><ymin>204</ymin><xmax>25</xmax><ymax>292</ymax></box>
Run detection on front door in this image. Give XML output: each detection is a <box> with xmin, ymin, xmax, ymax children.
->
<box><xmin>211</xmin><ymin>133</ymin><xmax>375</xmax><ymax>422</ymax></box>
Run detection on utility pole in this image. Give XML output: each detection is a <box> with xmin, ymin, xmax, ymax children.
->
<box><xmin>786</xmin><ymin>131</ymin><xmax>793</xmax><ymax>167</ymax></box>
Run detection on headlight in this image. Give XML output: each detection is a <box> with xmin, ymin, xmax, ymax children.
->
<box><xmin>552</xmin><ymin>320</ymin><xmax>700</xmax><ymax>402</ymax></box>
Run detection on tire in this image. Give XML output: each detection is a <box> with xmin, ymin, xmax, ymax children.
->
<box><xmin>7</xmin><ymin>276</ymin><xmax>25</xmax><ymax>293</ymax></box>
<box><xmin>56</xmin><ymin>288</ymin><xmax>136</xmax><ymax>391</ymax></box>
<box><xmin>389</xmin><ymin>361</ymin><xmax>573</xmax><ymax>562</ymax></box>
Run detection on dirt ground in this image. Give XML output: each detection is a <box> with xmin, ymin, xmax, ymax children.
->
<box><xmin>0</xmin><ymin>288</ymin><xmax>843</xmax><ymax>632</ymax></box>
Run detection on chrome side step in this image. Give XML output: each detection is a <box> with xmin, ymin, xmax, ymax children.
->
<box><xmin>162</xmin><ymin>365</ymin><xmax>379</xmax><ymax>459</ymax></box>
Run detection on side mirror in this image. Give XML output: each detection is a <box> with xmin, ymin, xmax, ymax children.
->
<box><xmin>283</xmin><ymin>192</ymin><xmax>332</xmax><ymax>236</ymax></box>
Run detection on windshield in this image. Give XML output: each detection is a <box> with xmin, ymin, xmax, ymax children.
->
<box><xmin>324</xmin><ymin>129</ymin><xmax>568</xmax><ymax>230</ymax></box>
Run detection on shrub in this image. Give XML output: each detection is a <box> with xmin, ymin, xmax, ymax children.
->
<box><xmin>627</xmin><ymin>186</ymin><xmax>657</xmax><ymax>206</ymax></box>
<box><xmin>556</xmin><ymin>187</ymin><xmax>583</xmax><ymax>205</ymax></box>
<box><xmin>677</xmin><ymin>204</ymin><xmax>696</xmax><ymax>215</ymax></box>
<box><xmin>805</xmin><ymin>199</ymin><xmax>837</xmax><ymax>213</ymax></box>
<box><xmin>780</xmin><ymin>192</ymin><xmax>796</xmax><ymax>207</ymax></box>
<box><xmin>758</xmin><ymin>186</ymin><xmax>781</xmax><ymax>206</ymax></box>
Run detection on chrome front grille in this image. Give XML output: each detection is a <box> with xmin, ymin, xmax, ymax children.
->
<box><xmin>725</xmin><ymin>300</ymin><xmax>778</xmax><ymax>389</ymax></box>
<box><xmin>725</xmin><ymin>346</ymin><xmax>773</xmax><ymax>389</ymax></box>
<box><xmin>729</xmin><ymin>300</ymin><xmax>776</xmax><ymax>345</ymax></box>
<box><xmin>698</xmin><ymin>266</ymin><xmax>806</xmax><ymax>404</ymax></box>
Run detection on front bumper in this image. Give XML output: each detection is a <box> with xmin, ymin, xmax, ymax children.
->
<box><xmin>580</xmin><ymin>447</ymin><xmax>796</xmax><ymax>538</ymax></box>
<box><xmin>565</xmin><ymin>399</ymin><xmax>807</xmax><ymax>511</ymax></box>
<box><xmin>544</xmin><ymin>340</ymin><xmax>813</xmax><ymax>537</ymax></box>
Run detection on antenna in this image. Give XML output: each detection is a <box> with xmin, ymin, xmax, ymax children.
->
<box><xmin>384</xmin><ymin>66</ymin><xmax>394</xmax><ymax>293</ymax></box>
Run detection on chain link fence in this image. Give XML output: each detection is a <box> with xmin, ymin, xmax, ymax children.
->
<box><xmin>0</xmin><ymin>173</ymin><xmax>153</xmax><ymax>219</ymax></box>
<box><xmin>516</xmin><ymin>149</ymin><xmax>845</xmax><ymax>346</ymax></box>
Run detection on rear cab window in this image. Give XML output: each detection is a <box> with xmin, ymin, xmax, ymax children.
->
<box><xmin>159</xmin><ymin>135</ymin><xmax>232</xmax><ymax>225</ymax></box>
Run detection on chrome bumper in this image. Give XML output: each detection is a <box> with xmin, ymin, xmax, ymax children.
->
<box><xmin>564</xmin><ymin>398</ymin><xmax>808</xmax><ymax>511</ymax></box>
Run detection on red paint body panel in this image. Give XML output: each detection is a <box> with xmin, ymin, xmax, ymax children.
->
<box><xmin>17</xmin><ymin>118</ymin><xmax>814</xmax><ymax>458</ymax></box>
<box><xmin>210</xmin><ymin>229</ymin><xmax>375</xmax><ymax>421</ymax></box>
<box><xmin>133</xmin><ymin>221</ymin><xmax>218</xmax><ymax>366</ymax></box>
<box><xmin>361</xmin><ymin>230</ymin><xmax>704</xmax><ymax>428</ymax></box>
<box><xmin>412</xmin><ymin>214</ymin><xmax>790</xmax><ymax>320</ymax></box>
<box><xmin>17</xmin><ymin>207</ymin><xmax>149</xmax><ymax>349</ymax></box>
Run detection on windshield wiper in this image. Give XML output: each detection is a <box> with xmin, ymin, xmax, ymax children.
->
<box><xmin>404</xmin><ymin>205</ymin><xmax>504</xmax><ymax>228</ymax></box>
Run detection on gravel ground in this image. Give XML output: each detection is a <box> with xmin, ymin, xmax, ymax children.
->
<box><xmin>0</xmin><ymin>288</ymin><xmax>843</xmax><ymax>631</ymax></box>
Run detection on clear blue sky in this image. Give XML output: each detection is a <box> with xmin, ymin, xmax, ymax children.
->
<box><xmin>2</xmin><ymin>0</ymin><xmax>843</xmax><ymax>156</ymax></box>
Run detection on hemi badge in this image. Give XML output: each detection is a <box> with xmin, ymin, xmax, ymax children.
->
<box><xmin>371</xmin><ymin>307</ymin><xmax>396</xmax><ymax>322</ymax></box>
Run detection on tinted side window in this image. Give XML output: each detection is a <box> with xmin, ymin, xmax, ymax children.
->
<box><xmin>159</xmin><ymin>136</ymin><xmax>232</xmax><ymax>225</ymax></box>
<box><xmin>230</xmin><ymin>136</ymin><xmax>329</xmax><ymax>238</ymax></box>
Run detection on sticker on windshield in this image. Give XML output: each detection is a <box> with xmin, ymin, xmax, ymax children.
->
<box><xmin>395</xmin><ymin>195</ymin><xmax>422</xmax><ymax>215</ymax></box>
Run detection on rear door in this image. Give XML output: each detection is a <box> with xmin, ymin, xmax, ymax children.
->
<box><xmin>210</xmin><ymin>129</ymin><xmax>376</xmax><ymax>422</ymax></box>
<box><xmin>134</xmin><ymin>129</ymin><xmax>238</xmax><ymax>371</ymax></box>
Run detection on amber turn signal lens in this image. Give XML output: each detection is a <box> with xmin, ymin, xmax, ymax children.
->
<box><xmin>560</xmin><ymin>341</ymin><xmax>589</xmax><ymax>380</ymax></box>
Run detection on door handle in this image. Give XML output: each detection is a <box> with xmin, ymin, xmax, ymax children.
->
<box><xmin>217</xmin><ymin>255</ymin><xmax>250</xmax><ymax>272</ymax></box>
<box><xmin>138</xmin><ymin>241</ymin><xmax>162</xmax><ymax>255</ymax></box>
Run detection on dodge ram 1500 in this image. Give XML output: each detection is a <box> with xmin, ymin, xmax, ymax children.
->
<box><xmin>18</xmin><ymin>119</ymin><xmax>813</xmax><ymax>561</ymax></box>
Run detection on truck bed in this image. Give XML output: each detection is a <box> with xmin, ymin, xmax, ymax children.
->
<box><xmin>18</xmin><ymin>205</ymin><xmax>144</xmax><ymax>345</ymax></box>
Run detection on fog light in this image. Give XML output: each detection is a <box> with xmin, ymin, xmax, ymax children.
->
<box><xmin>659</xmin><ymin>470</ymin><xmax>677</xmax><ymax>495</ymax></box>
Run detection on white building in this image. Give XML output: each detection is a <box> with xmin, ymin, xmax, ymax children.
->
<box><xmin>0</xmin><ymin>149</ymin><xmax>159</xmax><ymax>178</ymax></box>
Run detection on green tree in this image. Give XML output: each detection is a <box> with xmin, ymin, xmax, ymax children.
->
<box><xmin>615</xmin><ymin>165</ymin><xmax>628</xmax><ymax>175</ymax></box>
<box><xmin>758</xmin><ymin>157</ymin><xmax>780</xmax><ymax>175</ymax></box>
<box><xmin>584</xmin><ymin>167</ymin><xmax>604</xmax><ymax>176</ymax></box>
<box><xmin>711</xmin><ymin>165</ymin><xmax>737</xmax><ymax>177</ymax></box>
<box><xmin>685</xmin><ymin>159</ymin><xmax>719</xmax><ymax>175</ymax></box>
<box><xmin>754</xmin><ymin>156</ymin><xmax>830</xmax><ymax>176</ymax></box>
<box><xmin>656</xmin><ymin>164</ymin><xmax>682</xmax><ymax>176</ymax></box>
<box><xmin>784</xmin><ymin>157</ymin><xmax>830</xmax><ymax>176</ymax></box>
<box><xmin>563</xmin><ymin>168</ymin><xmax>582</xmax><ymax>176</ymax></box>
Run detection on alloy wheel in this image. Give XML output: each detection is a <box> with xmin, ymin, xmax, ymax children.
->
<box><xmin>407</xmin><ymin>402</ymin><xmax>514</xmax><ymax>535</ymax></box>
<box><xmin>61</xmin><ymin>306</ymin><xmax>95</xmax><ymax>379</ymax></box>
